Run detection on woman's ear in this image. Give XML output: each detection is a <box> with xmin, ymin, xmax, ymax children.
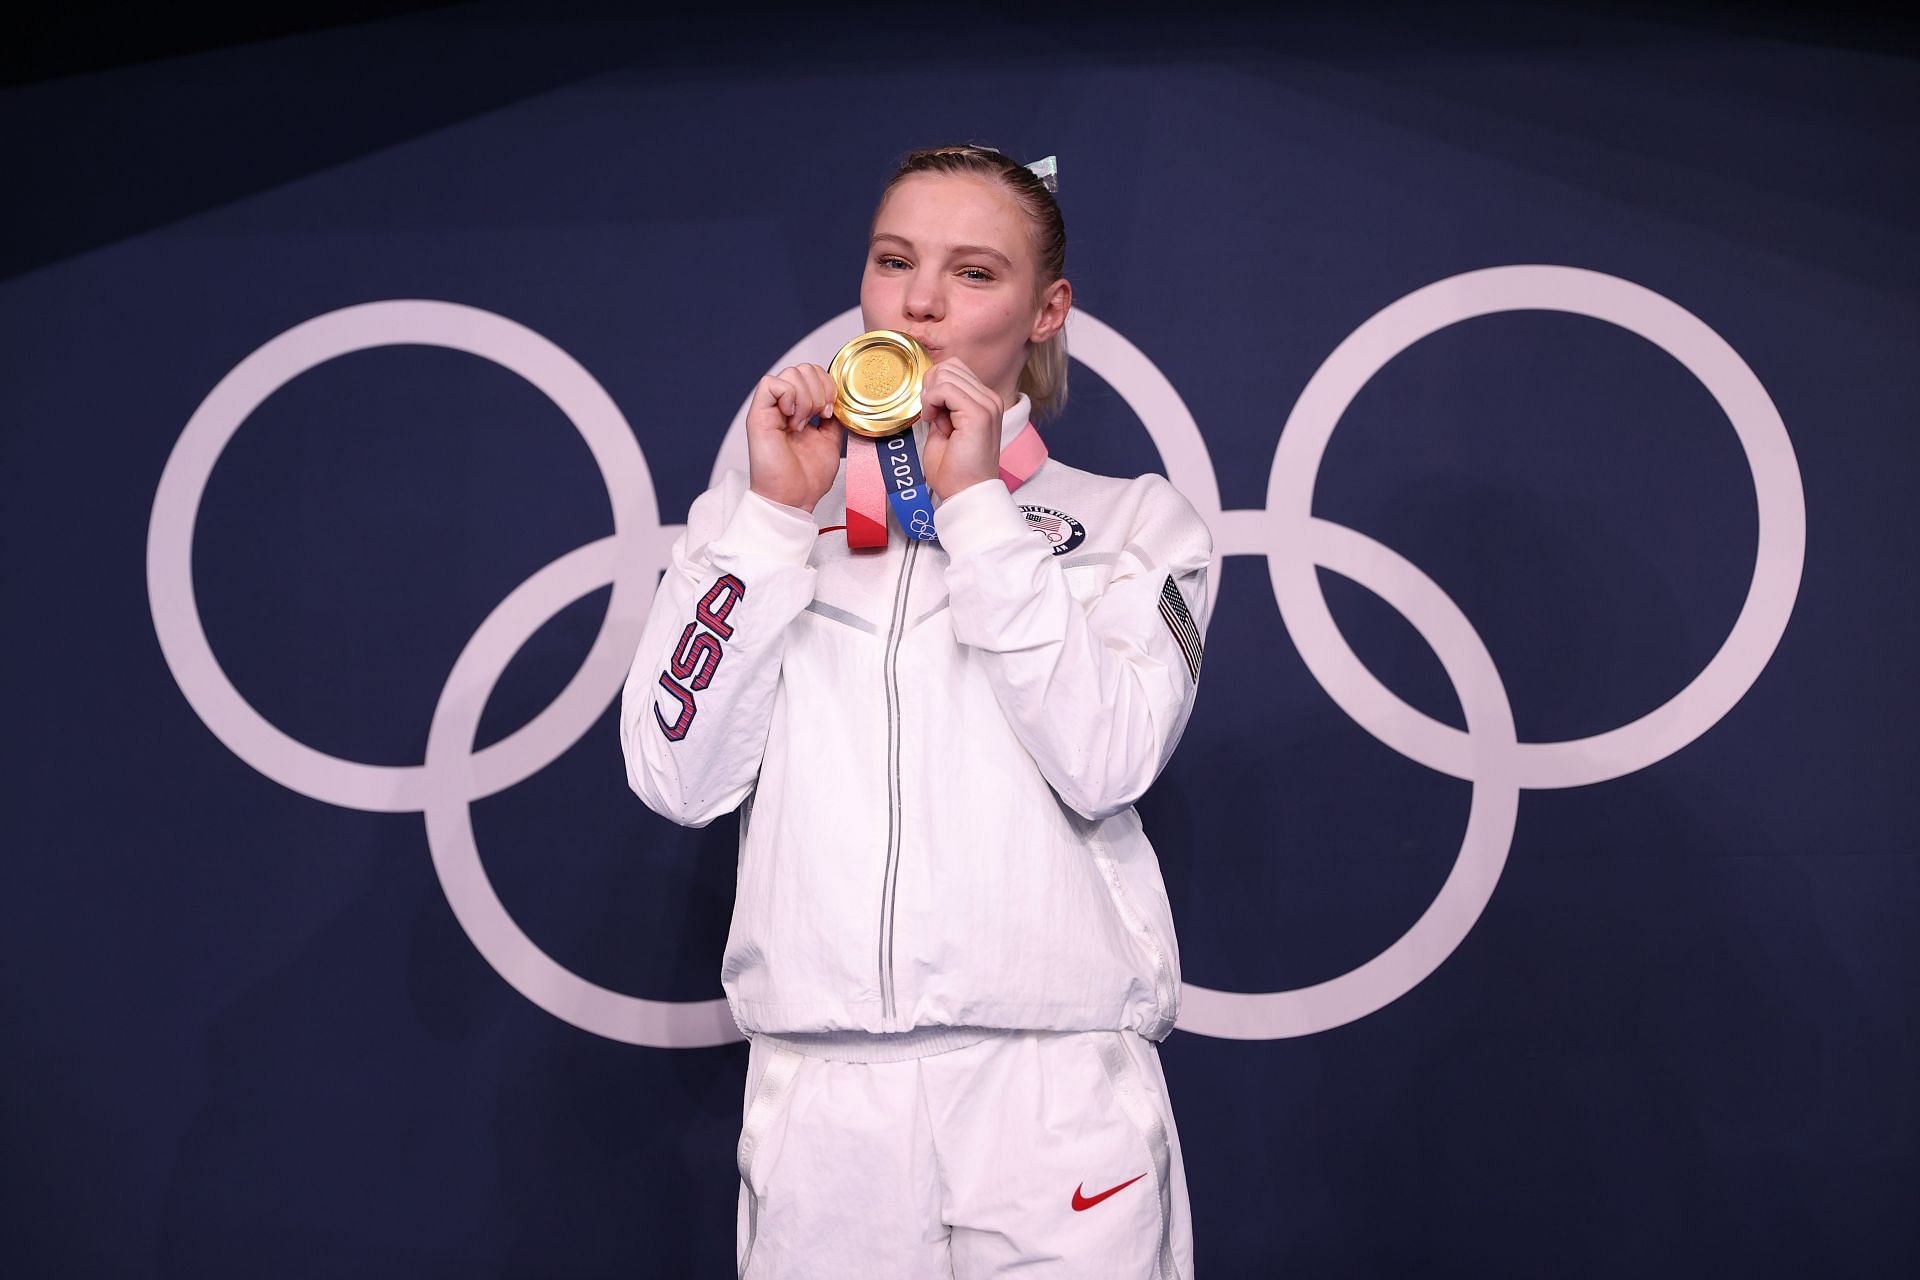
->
<box><xmin>1029</xmin><ymin>277</ymin><xmax>1073</xmax><ymax>344</ymax></box>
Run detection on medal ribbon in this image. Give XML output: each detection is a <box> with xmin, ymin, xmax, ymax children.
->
<box><xmin>879</xmin><ymin>429</ymin><xmax>938</xmax><ymax>541</ymax></box>
<box><xmin>842</xmin><ymin>422</ymin><xmax>1047</xmax><ymax>549</ymax></box>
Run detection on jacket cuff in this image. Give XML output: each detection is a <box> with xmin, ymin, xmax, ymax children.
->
<box><xmin>714</xmin><ymin>489</ymin><xmax>820</xmax><ymax>566</ymax></box>
<box><xmin>935</xmin><ymin>478</ymin><xmax>1031</xmax><ymax>561</ymax></box>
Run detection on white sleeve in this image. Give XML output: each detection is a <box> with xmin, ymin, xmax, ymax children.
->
<box><xmin>937</xmin><ymin>474</ymin><xmax>1213</xmax><ymax>822</ymax></box>
<box><xmin>618</xmin><ymin>470</ymin><xmax>819</xmax><ymax>827</ymax></box>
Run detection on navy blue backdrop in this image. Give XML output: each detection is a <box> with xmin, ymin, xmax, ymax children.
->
<box><xmin>5</xmin><ymin>3</ymin><xmax>1915</xmax><ymax>1275</ymax></box>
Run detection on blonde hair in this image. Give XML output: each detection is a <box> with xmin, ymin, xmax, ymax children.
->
<box><xmin>873</xmin><ymin>144</ymin><xmax>1070</xmax><ymax>422</ymax></box>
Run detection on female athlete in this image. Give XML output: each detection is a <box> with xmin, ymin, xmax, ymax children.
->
<box><xmin>621</xmin><ymin>143</ymin><xmax>1211</xmax><ymax>1279</ymax></box>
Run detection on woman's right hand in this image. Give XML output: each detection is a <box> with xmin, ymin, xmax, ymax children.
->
<box><xmin>746</xmin><ymin>363</ymin><xmax>843</xmax><ymax>513</ymax></box>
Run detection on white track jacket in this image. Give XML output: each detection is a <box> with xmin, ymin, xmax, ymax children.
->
<box><xmin>620</xmin><ymin>396</ymin><xmax>1213</xmax><ymax>1041</ymax></box>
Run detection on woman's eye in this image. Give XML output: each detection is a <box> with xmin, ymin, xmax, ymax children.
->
<box><xmin>959</xmin><ymin>268</ymin><xmax>993</xmax><ymax>282</ymax></box>
<box><xmin>878</xmin><ymin>256</ymin><xmax>909</xmax><ymax>270</ymax></box>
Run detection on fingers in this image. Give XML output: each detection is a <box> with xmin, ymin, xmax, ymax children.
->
<box><xmin>921</xmin><ymin>362</ymin><xmax>1002</xmax><ymax>430</ymax></box>
<box><xmin>807</xmin><ymin>363</ymin><xmax>837</xmax><ymax>422</ymax></box>
<box><xmin>925</xmin><ymin>360</ymin><xmax>1001</xmax><ymax>414</ymax></box>
<box><xmin>759</xmin><ymin>374</ymin><xmax>797</xmax><ymax>425</ymax></box>
<box><xmin>756</xmin><ymin>364</ymin><xmax>837</xmax><ymax>431</ymax></box>
<box><xmin>925</xmin><ymin>357</ymin><xmax>1000</xmax><ymax>409</ymax></box>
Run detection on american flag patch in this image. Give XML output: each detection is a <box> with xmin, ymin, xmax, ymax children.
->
<box><xmin>1158</xmin><ymin>575</ymin><xmax>1203</xmax><ymax>680</ymax></box>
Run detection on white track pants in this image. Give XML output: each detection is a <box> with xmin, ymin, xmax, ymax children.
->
<box><xmin>735</xmin><ymin>1029</ymin><xmax>1193</xmax><ymax>1279</ymax></box>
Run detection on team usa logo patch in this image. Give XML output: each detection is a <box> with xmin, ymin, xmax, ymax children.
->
<box><xmin>1158</xmin><ymin>575</ymin><xmax>1203</xmax><ymax>680</ymax></box>
<box><xmin>1019</xmin><ymin>504</ymin><xmax>1086</xmax><ymax>556</ymax></box>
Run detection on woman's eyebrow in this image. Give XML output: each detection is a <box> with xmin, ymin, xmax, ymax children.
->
<box><xmin>951</xmin><ymin>244</ymin><xmax>1013</xmax><ymax>269</ymax></box>
<box><xmin>870</xmin><ymin>233</ymin><xmax>1012</xmax><ymax>269</ymax></box>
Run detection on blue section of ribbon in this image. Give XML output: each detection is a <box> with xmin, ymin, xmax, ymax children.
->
<box><xmin>873</xmin><ymin>431</ymin><xmax>938</xmax><ymax>541</ymax></box>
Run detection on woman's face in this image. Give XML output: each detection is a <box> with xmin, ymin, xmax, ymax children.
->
<box><xmin>860</xmin><ymin>172</ymin><xmax>1065</xmax><ymax>412</ymax></box>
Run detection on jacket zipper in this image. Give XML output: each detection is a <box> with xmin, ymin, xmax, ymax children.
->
<box><xmin>878</xmin><ymin>537</ymin><xmax>920</xmax><ymax>1026</ymax></box>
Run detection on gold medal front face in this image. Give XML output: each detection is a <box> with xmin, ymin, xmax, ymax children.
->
<box><xmin>830</xmin><ymin>330</ymin><xmax>930</xmax><ymax>438</ymax></box>
<box><xmin>850</xmin><ymin>347</ymin><xmax>908</xmax><ymax>401</ymax></box>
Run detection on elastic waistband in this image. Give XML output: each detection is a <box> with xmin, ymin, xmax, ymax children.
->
<box><xmin>753</xmin><ymin>1025</ymin><xmax>1005</xmax><ymax>1064</ymax></box>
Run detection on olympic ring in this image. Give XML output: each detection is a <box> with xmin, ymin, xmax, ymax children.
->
<box><xmin>146</xmin><ymin>268</ymin><xmax>1803</xmax><ymax>1048</ymax></box>
<box><xmin>146</xmin><ymin>300</ymin><xmax>731</xmax><ymax>1047</ymax></box>
<box><xmin>1264</xmin><ymin>266</ymin><xmax>1806</xmax><ymax>792</ymax></box>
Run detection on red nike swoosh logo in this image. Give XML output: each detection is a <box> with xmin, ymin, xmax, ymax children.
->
<box><xmin>1072</xmin><ymin>1174</ymin><xmax>1147</xmax><ymax>1211</ymax></box>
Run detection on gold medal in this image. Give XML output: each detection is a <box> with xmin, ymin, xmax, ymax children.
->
<box><xmin>829</xmin><ymin>329</ymin><xmax>931</xmax><ymax>438</ymax></box>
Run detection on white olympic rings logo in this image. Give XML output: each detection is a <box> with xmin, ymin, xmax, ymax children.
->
<box><xmin>146</xmin><ymin>266</ymin><xmax>1804</xmax><ymax>1047</ymax></box>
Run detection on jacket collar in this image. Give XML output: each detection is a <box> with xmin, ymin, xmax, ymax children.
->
<box><xmin>999</xmin><ymin>392</ymin><xmax>1033</xmax><ymax>449</ymax></box>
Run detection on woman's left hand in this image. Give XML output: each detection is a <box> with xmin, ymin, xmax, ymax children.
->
<box><xmin>919</xmin><ymin>358</ymin><xmax>1005</xmax><ymax>501</ymax></box>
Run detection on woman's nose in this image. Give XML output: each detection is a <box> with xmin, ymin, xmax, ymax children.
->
<box><xmin>903</xmin><ymin>274</ymin><xmax>943</xmax><ymax>321</ymax></box>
